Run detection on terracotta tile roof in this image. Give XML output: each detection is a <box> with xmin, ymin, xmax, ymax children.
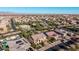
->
<box><xmin>46</xmin><ymin>31</ymin><xmax>58</xmax><ymax>37</ymax></box>
<box><xmin>31</xmin><ymin>33</ymin><xmax>46</xmax><ymax>41</ymax></box>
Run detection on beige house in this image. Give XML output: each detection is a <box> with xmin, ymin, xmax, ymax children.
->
<box><xmin>0</xmin><ymin>17</ymin><xmax>10</xmax><ymax>34</ymax></box>
<box><xmin>0</xmin><ymin>25</ymin><xmax>8</xmax><ymax>34</ymax></box>
<box><xmin>19</xmin><ymin>25</ymin><xmax>31</xmax><ymax>31</ymax></box>
<box><xmin>31</xmin><ymin>33</ymin><xmax>47</xmax><ymax>44</ymax></box>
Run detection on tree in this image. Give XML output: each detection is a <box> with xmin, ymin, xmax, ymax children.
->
<box><xmin>40</xmin><ymin>42</ymin><xmax>45</xmax><ymax>47</ymax></box>
<box><xmin>10</xmin><ymin>18</ymin><xmax>16</xmax><ymax>31</ymax></box>
<box><xmin>31</xmin><ymin>43</ymin><xmax>36</xmax><ymax>49</ymax></box>
<box><xmin>31</xmin><ymin>43</ymin><xmax>41</xmax><ymax>49</ymax></box>
<box><xmin>47</xmin><ymin>37</ymin><xmax>56</xmax><ymax>43</ymax></box>
<box><xmin>75</xmin><ymin>44</ymin><xmax>79</xmax><ymax>49</ymax></box>
<box><xmin>2</xmin><ymin>39</ymin><xmax>9</xmax><ymax>51</ymax></box>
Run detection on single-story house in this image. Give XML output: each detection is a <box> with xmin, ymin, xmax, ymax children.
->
<box><xmin>7</xmin><ymin>37</ymin><xmax>31</xmax><ymax>51</ymax></box>
<box><xmin>45</xmin><ymin>31</ymin><xmax>62</xmax><ymax>40</ymax></box>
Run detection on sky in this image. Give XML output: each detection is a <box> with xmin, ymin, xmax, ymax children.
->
<box><xmin>0</xmin><ymin>7</ymin><xmax>79</xmax><ymax>14</ymax></box>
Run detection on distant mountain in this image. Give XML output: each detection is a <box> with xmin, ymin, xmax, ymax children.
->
<box><xmin>0</xmin><ymin>12</ymin><xmax>22</xmax><ymax>15</ymax></box>
<box><xmin>0</xmin><ymin>12</ymin><xmax>78</xmax><ymax>16</ymax></box>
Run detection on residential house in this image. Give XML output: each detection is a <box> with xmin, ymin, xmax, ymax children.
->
<box><xmin>7</xmin><ymin>36</ymin><xmax>31</xmax><ymax>51</ymax></box>
<box><xmin>55</xmin><ymin>29</ymin><xmax>68</xmax><ymax>37</ymax></box>
<box><xmin>31</xmin><ymin>33</ymin><xmax>47</xmax><ymax>44</ymax></box>
<box><xmin>19</xmin><ymin>25</ymin><xmax>31</xmax><ymax>31</ymax></box>
<box><xmin>45</xmin><ymin>31</ymin><xmax>62</xmax><ymax>40</ymax></box>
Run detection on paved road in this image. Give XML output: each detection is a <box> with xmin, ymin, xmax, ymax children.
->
<box><xmin>38</xmin><ymin>40</ymin><xmax>62</xmax><ymax>51</ymax></box>
<box><xmin>38</xmin><ymin>38</ymin><xmax>72</xmax><ymax>51</ymax></box>
<box><xmin>2</xmin><ymin>31</ymin><xmax>21</xmax><ymax>37</ymax></box>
